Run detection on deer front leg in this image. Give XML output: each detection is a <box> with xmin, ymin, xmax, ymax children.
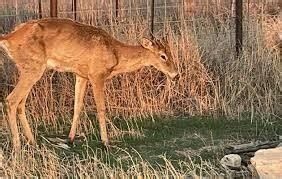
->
<box><xmin>89</xmin><ymin>76</ymin><xmax>109</xmax><ymax>146</ymax></box>
<box><xmin>6</xmin><ymin>95</ymin><xmax>21</xmax><ymax>151</ymax></box>
<box><xmin>6</xmin><ymin>67</ymin><xmax>45</xmax><ymax>151</ymax></box>
<box><xmin>69</xmin><ymin>75</ymin><xmax>88</xmax><ymax>142</ymax></box>
<box><xmin>17</xmin><ymin>94</ymin><xmax>35</xmax><ymax>145</ymax></box>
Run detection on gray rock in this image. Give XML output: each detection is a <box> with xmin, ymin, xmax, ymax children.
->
<box><xmin>220</xmin><ymin>154</ymin><xmax>241</xmax><ymax>169</ymax></box>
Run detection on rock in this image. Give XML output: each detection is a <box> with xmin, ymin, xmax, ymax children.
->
<box><xmin>251</xmin><ymin>147</ymin><xmax>282</xmax><ymax>179</ymax></box>
<box><xmin>220</xmin><ymin>154</ymin><xmax>241</xmax><ymax>169</ymax></box>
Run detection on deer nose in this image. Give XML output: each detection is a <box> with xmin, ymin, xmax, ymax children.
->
<box><xmin>171</xmin><ymin>74</ymin><xmax>180</xmax><ymax>81</ymax></box>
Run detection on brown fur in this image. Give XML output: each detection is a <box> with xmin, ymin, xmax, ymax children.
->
<box><xmin>0</xmin><ymin>18</ymin><xmax>178</xmax><ymax>151</ymax></box>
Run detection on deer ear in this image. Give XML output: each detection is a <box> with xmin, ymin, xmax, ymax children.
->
<box><xmin>162</xmin><ymin>34</ymin><xmax>169</xmax><ymax>45</ymax></box>
<box><xmin>141</xmin><ymin>38</ymin><xmax>153</xmax><ymax>49</ymax></box>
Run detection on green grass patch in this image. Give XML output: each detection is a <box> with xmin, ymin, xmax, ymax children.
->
<box><xmin>37</xmin><ymin>116</ymin><xmax>281</xmax><ymax>170</ymax></box>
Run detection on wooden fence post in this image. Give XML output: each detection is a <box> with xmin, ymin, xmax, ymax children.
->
<box><xmin>72</xmin><ymin>0</ymin><xmax>77</xmax><ymax>20</ymax></box>
<box><xmin>115</xmin><ymin>0</ymin><xmax>119</xmax><ymax>19</ymax></box>
<box><xmin>50</xmin><ymin>0</ymin><xmax>57</xmax><ymax>18</ymax></box>
<box><xmin>38</xmin><ymin>0</ymin><xmax>42</xmax><ymax>18</ymax></box>
<box><xmin>235</xmin><ymin>0</ymin><xmax>243</xmax><ymax>57</ymax></box>
<box><xmin>150</xmin><ymin>0</ymin><xmax>155</xmax><ymax>38</ymax></box>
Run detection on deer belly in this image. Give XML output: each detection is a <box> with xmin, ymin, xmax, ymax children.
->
<box><xmin>47</xmin><ymin>59</ymin><xmax>73</xmax><ymax>72</ymax></box>
<box><xmin>46</xmin><ymin>59</ymin><xmax>88</xmax><ymax>78</ymax></box>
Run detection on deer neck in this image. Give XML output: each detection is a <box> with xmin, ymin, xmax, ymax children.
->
<box><xmin>109</xmin><ymin>43</ymin><xmax>150</xmax><ymax>78</ymax></box>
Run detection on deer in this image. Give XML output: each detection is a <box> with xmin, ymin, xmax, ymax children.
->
<box><xmin>0</xmin><ymin>18</ymin><xmax>179</xmax><ymax>151</ymax></box>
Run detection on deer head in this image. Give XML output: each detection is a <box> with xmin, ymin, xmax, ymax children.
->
<box><xmin>140</xmin><ymin>37</ymin><xmax>179</xmax><ymax>81</ymax></box>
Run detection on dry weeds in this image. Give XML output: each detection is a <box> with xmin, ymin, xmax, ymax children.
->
<box><xmin>0</xmin><ymin>0</ymin><xmax>281</xmax><ymax>177</ymax></box>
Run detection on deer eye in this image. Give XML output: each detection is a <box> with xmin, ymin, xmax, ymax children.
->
<box><xmin>160</xmin><ymin>54</ymin><xmax>167</xmax><ymax>61</ymax></box>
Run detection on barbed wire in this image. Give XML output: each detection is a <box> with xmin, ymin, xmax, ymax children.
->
<box><xmin>0</xmin><ymin>1</ymin><xmax>277</xmax><ymax>19</ymax></box>
<box><xmin>0</xmin><ymin>4</ymin><xmax>182</xmax><ymax>18</ymax></box>
<box><xmin>57</xmin><ymin>4</ymin><xmax>181</xmax><ymax>14</ymax></box>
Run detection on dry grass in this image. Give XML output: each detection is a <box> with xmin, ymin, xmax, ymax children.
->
<box><xmin>0</xmin><ymin>1</ymin><xmax>280</xmax><ymax>120</ymax></box>
<box><xmin>262</xmin><ymin>17</ymin><xmax>281</xmax><ymax>53</ymax></box>
<box><xmin>0</xmin><ymin>0</ymin><xmax>281</xmax><ymax>177</ymax></box>
<box><xmin>0</xmin><ymin>148</ymin><xmax>217</xmax><ymax>178</ymax></box>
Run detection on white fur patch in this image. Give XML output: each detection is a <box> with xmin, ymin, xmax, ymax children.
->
<box><xmin>46</xmin><ymin>59</ymin><xmax>58</xmax><ymax>68</ymax></box>
<box><xmin>47</xmin><ymin>59</ymin><xmax>71</xmax><ymax>72</ymax></box>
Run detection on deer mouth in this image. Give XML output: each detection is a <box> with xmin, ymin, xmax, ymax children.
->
<box><xmin>166</xmin><ymin>72</ymin><xmax>179</xmax><ymax>82</ymax></box>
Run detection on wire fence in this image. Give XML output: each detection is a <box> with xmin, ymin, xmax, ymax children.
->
<box><xmin>0</xmin><ymin>0</ymin><xmax>281</xmax><ymax>56</ymax></box>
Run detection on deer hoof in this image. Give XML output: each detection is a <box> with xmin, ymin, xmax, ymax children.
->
<box><xmin>102</xmin><ymin>141</ymin><xmax>112</xmax><ymax>150</ymax></box>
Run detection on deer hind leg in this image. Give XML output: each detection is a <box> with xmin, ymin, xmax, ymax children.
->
<box><xmin>69</xmin><ymin>75</ymin><xmax>88</xmax><ymax>142</ymax></box>
<box><xmin>6</xmin><ymin>67</ymin><xmax>45</xmax><ymax>151</ymax></box>
<box><xmin>89</xmin><ymin>75</ymin><xmax>109</xmax><ymax>146</ymax></box>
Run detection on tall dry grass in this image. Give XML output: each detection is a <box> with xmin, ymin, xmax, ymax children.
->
<box><xmin>0</xmin><ymin>0</ymin><xmax>281</xmax><ymax>177</ymax></box>
<box><xmin>0</xmin><ymin>144</ymin><xmax>219</xmax><ymax>177</ymax></box>
<box><xmin>0</xmin><ymin>0</ymin><xmax>280</xmax><ymax>125</ymax></box>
